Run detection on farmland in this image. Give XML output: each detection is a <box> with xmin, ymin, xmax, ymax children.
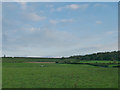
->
<box><xmin>2</xmin><ymin>58</ymin><xmax>119</xmax><ymax>88</ymax></box>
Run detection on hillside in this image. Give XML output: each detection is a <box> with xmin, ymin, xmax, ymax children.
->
<box><xmin>68</xmin><ymin>51</ymin><xmax>119</xmax><ymax>61</ymax></box>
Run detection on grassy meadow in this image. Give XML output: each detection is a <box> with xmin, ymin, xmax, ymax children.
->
<box><xmin>2</xmin><ymin>58</ymin><xmax>119</xmax><ymax>88</ymax></box>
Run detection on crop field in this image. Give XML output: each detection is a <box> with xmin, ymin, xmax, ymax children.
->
<box><xmin>2</xmin><ymin>58</ymin><xmax>118</xmax><ymax>88</ymax></box>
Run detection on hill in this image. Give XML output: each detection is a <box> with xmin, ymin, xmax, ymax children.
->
<box><xmin>68</xmin><ymin>51</ymin><xmax>119</xmax><ymax>61</ymax></box>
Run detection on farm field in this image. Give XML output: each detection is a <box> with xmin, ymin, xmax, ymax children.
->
<box><xmin>2</xmin><ymin>57</ymin><xmax>62</xmax><ymax>63</ymax></box>
<box><xmin>2</xmin><ymin>1</ymin><xmax>119</xmax><ymax>89</ymax></box>
<box><xmin>79</xmin><ymin>60</ymin><xmax>119</xmax><ymax>63</ymax></box>
<box><xmin>2</xmin><ymin>61</ymin><xmax>118</xmax><ymax>88</ymax></box>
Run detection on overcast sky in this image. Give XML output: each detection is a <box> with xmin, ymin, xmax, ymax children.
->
<box><xmin>2</xmin><ymin>2</ymin><xmax>118</xmax><ymax>57</ymax></box>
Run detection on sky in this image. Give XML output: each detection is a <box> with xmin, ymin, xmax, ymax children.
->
<box><xmin>2</xmin><ymin>2</ymin><xmax>118</xmax><ymax>57</ymax></box>
<box><xmin>0</xmin><ymin>1</ymin><xmax>2</xmax><ymax>57</ymax></box>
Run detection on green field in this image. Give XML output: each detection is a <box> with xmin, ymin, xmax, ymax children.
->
<box><xmin>2</xmin><ymin>57</ymin><xmax>62</xmax><ymax>63</ymax></box>
<box><xmin>79</xmin><ymin>60</ymin><xmax>119</xmax><ymax>63</ymax></box>
<box><xmin>3</xmin><ymin>61</ymin><xmax>118</xmax><ymax>88</ymax></box>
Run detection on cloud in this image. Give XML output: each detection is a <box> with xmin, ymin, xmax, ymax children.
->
<box><xmin>66</xmin><ymin>4</ymin><xmax>89</xmax><ymax>10</ymax></box>
<box><xmin>19</xmin><ymin>2</ymin><xmax>26</xmax><ymax>9</ymax></box>
<box><xmin>106</xmin><ymin>31</ymin><xmax>117</xmax><ymax>35</ymax></box>
<box><xmin>94</xmin><ymin>4</ymin><xmax>108</xmax><ymax>8</ymax></box>
<box><xmin>49</xmin><ymin>20</ymin><xmax>58</xmax><ymax>25</ymax></box>
<box><xmin>14</xmin><ymin>0</ymin><xmax>27</xmax><ymax>9</ymax></box>
<box><xmin>50</xmin><ymin>8</ymin><xmax>62</xmax><ymax>12</ymax></box>
<box><xmin>39</xmin><ymin>10</ymin><xmax>44</xmax><ymax>14</ymax></box>
<box><xmin>71</xmin><ymin>42</ymin><xmax>118</xmax><ymax>55</ymax></box>
<box><xmin>3</xmin><ymin>25</ymin><xmax>117</xmax><ymax>56</ymax></box>
<box><xmin>2</xmin><ymin>2</ymin><xmax>117</xmax><ymax>57</ymax></box>
<box><xmin>25</xmin><ymin>12</ymin><xmax>47</xmax><ymax>21</ymax></box>
<box><xmin>66</xmin><ymin>4</ymin><xmax>80</xmax><ymax>10</ymax></box>
<box><xmin>24</xmin><ymin>27</ymin><xmax>41</xmax><ymax>32</ymax></box>
<box><xmin>49</xmin><ymin>19</ymin><xmax>74</xmax><ymax>25</ymax></box>
<box><xmin>96</xmin><ymin>21</ymin><xmax>102</xmax><ymax>24</ymax></box>
<box><xmin>51</xmin><ymin>4</ymin><xmax>89</xmax><ymax>12</ymax></box>
<box><xmin>3</xmin><ymin>27</ymin><xmax>80</xmax><ymax>56</ymax></box>
<box><xmin>60</xmin><ymin>19</ymin><xmax>74</xmax><ymax>23</ymax></box>
<box><xmin>46</xmin><ymin>4</ymin><xmax>54</xmax><ymax>8</ymax></box>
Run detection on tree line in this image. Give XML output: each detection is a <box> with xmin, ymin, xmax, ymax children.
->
<box><xmin>68</xmin><ymin>51</ymin><xmax>119</xmax><ymax>61</ymax></box>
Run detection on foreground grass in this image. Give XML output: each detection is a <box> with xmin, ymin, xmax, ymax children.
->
<box><xmin>3</xmin><ymin>63</ymin><xmax>118</xmax><ymax>88</ymax></box>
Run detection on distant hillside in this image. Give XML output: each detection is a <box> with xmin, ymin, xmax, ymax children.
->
<box><xmin>68</xmin><ymin>51</ymin><xmax>119</xmax><ymax>61</ymax></box>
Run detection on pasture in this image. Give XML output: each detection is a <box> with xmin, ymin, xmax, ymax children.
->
<box><xmin>2</xmin><ymin>59</ymin><xmax>118</xmax><ymax>88</ymax></box>
<box><xmin>79</xmin><ymin>60</ymin><xmax>119</xmax><ymax>63</ymax></box>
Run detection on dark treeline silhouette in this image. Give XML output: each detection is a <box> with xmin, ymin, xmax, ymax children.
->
<box><xmin>68</xmin><ymin>51</ymin><xmax>119</xmax><ymax>61</ymax></box>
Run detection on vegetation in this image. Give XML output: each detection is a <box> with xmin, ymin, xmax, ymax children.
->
<box><xmin>3</xmin><ymin>63</ymin><xmax>118</xmax><ymax>88</ymax></box>
<box><xmin>2</xmin><ymin>51</ymin><xmax>119</xmax><ymax>88</ymax></box>
<box><xmin>2</xmin><ymin>57</ymin><xmax>62</xmax><ymax>63</ymax></box>
<box><xmin>2</xmin><ymin>51</ymin><xmax>119</xmax><ymax>64</ymax></box>
<box><xmin>55</xmin><ymin>51</ymin><xmax>119</xmax><ymax>64</ymax></box>
<box><xmin>69</xmin><ymin>51</ymin><xmax>119</xmax><ymax>61</ymax></box>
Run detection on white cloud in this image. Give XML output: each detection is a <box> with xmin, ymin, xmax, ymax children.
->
<box><xmin>20</xmin><ymin>2</ymin><xmax>26</xmax><ymax>9</ymax></box>
<box><xmin>25</xmin><ymin>12</ymin><xmax>47</xmax><ymax>21</ymax></box>
<box><xmin>9</xmin><ymin>27</ymin><xmax>79</xmax><ymax>52</ymax></box>
<box><xmin>49</xmin><ymin>19</ymin><xmax>74</xmax><ymax>25</ymax></box>
<box><xmin>96</xmin><ymin>42</ymin><xmax>118</xmax><ymax>52</ymax></box>
<box><xmin>66</xmin><ymin>4</ymin><xmax>80</xmax><ymax>10</ymax></box>
<box><xmin>50</xmin><ymin>8</ymin><xmax>62</xmax><ymax>12</ymax></box>
<box><xmin>51</xmin><ymin>4</ymin><xmax>89</xmax><ymax>12</ymax></box>
<box><xmin>24</xmin><ymin>27</ymin><xmax>41</xmax><ymax>32</ymax></box>
<box><xmin>60</xmin><ymin>19</ymin><xmax>74</xmax><ymax>23</ymax></box>
<box><xmin>3</xmin><ymin>25</ymin><xmax>118</xmax><ymax>56</ymax></box>
<box><xmin>96</xmin><ymin>21</ymin><xmax>102</xmax><ymax>24</ymax></box>
<box><xmin>66</xmin><ymin>4</ymin><xmax>89</xmax><ymax>10</ymax></box>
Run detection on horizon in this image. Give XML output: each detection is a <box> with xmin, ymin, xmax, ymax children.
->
<box><xmin>2</xmin><ymin>50</ymin><xmax>118</xmax><ymax>58</ymax></box>
<box><xmin>2</xmin><ymin>2</ymin><xmax>118</xmax><ymax>57</ymax></box>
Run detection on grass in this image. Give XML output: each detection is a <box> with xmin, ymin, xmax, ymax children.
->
<box><xmin>3</xmin><ymin>62</ymin><xmax>118</xmax><ymax>88</ymax></box>
<box><xmin>2</xmin><ymin>57</ymin><xmax>62</xmax><ymax>63</ymax></box>
<box><xmin>79</xmin><ymin>60</ymin><xmax>119</xmax><ymax>63</ymax></box>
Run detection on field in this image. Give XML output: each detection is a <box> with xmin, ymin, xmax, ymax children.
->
<box><xmin>79</xmin><ymin>60</ymin><xmax>119</xmax><ymax>63</ymax></box>
<box><xmin>2</xmin><ymin>58</ymin><xmax>119</xmax><ymax>88</ymax></box>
